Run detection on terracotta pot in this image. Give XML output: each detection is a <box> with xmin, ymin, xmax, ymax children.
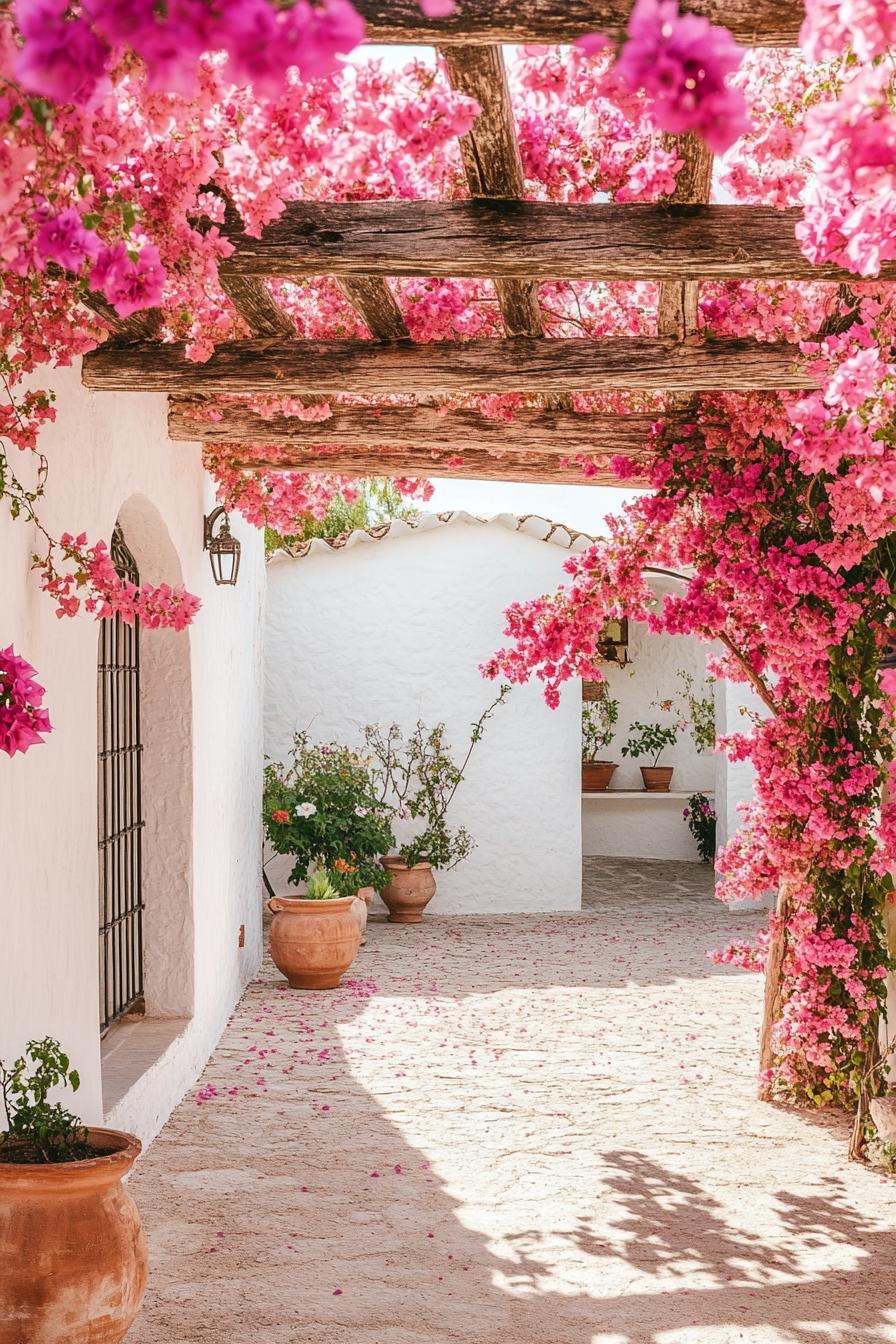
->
<box><xmin>351</xmin><ymin>893</ymin><xmax>369</xmax><ymax>945</ymax></box>
<box><xmin>582</xmin><ymin>760</ymin><xmax>617</xmax><ymax>792</ymax></box>
<box><xmin>870</xmin><ymin>1096</ymin><xmax>896</xmax><ymax>1145</ymax></box>
<box><xmin>267</xmin><ymin>895</ymin><xmax>361</xmax><ymax>988</ymax></box>
<box><xmin>380</xmin><ymin>859</ymin><xmax>437</xmax><ymax>924</ymax></box>
<box><xmin>0</xmin><ymin>1127</ymin><xmax>147</xmax><ymax>1344</ymax></box>
<box><xmin>640</xmin><ymin>765</ymin><xmax>674</xmax><ymax>792</ymax></box>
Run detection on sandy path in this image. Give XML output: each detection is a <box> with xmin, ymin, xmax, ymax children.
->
<box><xmin>126</xmin><ymin>859</ymin><xmax>896</xmax><ymax>1344</ymax></box>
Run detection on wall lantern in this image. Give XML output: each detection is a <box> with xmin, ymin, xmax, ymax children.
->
<box><xmin>203</xmin><ymin>506</ymin><xmax>241</xmax><ymax>587</ymax></box>
<box><xmin>597</xmin><ymin>616</ymin><xmax>629</xmax><ymax>667</ymax></box>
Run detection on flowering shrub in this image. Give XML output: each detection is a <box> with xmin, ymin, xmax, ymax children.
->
<box><xmin>364</xmin><ymin>688</ymin><xmax>509</xmax><ymax>870</ymax></box>
<box><xmin>683</xmin><ymin>793</ymin><xmax>716</xmax><ymax>864</ymax></box>
<box><xmin>582</xmin><ymin>689</ymin><xmax>619</xmax><ymax>762</ymax></box>
<box><xmin>262</xmin><ymin>735</ymin><xmax>394</xmax><ymax>894</ymax></box>
<box><xmin>484</xmin><ymin>325</ymin><xmax>896</xmax><ymax>1111</ymax></box>
<box><xmin>0</xmin><ymin>645</ymin><xmax>52</xmax><ymax>756</ymax></box>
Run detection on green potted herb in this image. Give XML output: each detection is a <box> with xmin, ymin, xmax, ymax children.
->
<box><xmin>364</xmin><ymin>687</ymin><xmax>509</xmax><ymax>923</ymax></box>
<box><xmin>621</xmin><ymin>719</ymin><xmax>679</xmax><ymax>791</ymax></box>
<box><xmin>581</xmin><ymin>686</ymin><xmax>620</xmax><ymax>791</ymax></box>
<box><xmin>0</xmin><ymin>1039</ymin><xmax>147</xmax><ymax>1343</ymax></box>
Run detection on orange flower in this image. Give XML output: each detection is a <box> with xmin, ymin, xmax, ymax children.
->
<box><xmin>334</xmin><ymin>857</ymin><xmax>356</xmax><ymax>874</ymax></box>
<box><xmin>272</xmin><ymin>810</ymin><xmax>290</xmax><ymax>823</ymax></box>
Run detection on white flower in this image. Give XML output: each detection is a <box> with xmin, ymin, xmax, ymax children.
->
<box><xmin>354</xmin><ymin>805</ymin><xmax>369</xmax><ymax>818</ymax></box>
<box><xmin>295</xmin><ymin>802</ymin><xmax>317</xmax><ymax>818</ymax></box>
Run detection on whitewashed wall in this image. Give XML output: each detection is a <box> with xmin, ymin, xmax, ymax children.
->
<box><xmin>0</xmin><ymin>363</ymin><xmax>265</xmax><ymax>1146</ymax></box>
<box><xmin>265</xmin><ymin>518</ymin><xmax>582</xmax><ymax>914</ymax></box>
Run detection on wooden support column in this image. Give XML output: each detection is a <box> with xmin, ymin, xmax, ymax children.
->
<box><xmin>336</xmin><ymin>277</ymin><xmax>410</xmax><ymax>341</ymax></box>
<box><xmin>440</xmin><ymin>45</ymin><xmax>541</xmax><ymax>337</ymax></box>
<box><xmin>657</xmin><ymin>133</ymin><xmax>714</xmax><ymax>341</ymax></box>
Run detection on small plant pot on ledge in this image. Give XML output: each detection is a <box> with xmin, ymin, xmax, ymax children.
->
<box><xmin>640</xmin><ymin>766</ymin><xmax>674</xmax><ymax>792</ymax></box>
<box><xmin>381</xmin><ymin>857</ymin><xmax>437</xmax><ymax>923</ymax></box>
<box><xmin>267</xmin><ymin>895</ymin><xmax>361</xmax><ymax>988</ymax></box>
<box><xmin>582</xmin><ymin>760</ymin><xmax>618</xmax><ymax>792</ymax></box>
<box><xmin>0</xmin><ymin>1128</ymin><xmax>147</xmax><ymax>1344</ymax></box>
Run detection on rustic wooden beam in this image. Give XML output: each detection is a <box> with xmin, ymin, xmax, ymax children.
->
<box><xmin>170</xmin><ymin>399</ymin><xmax>667</xmax><ymax>453</ymax></box>
<box><xmin>219</xmin><ymin>274</ymin><xmax>295</xmax><ymax>338</ymax></box>
<box><xmin>336</xmin><ymin>277</ymin><xmax>410</xmax><ymax>340</ymax></box>
<box><xmin>220</xmin><ymin>444</ymin><xmax>645</xmax><ymax>487</ymax></box>
<box><xmin>83</xmin><ymin>336</ymin><xmax>816</xmax><ymax>395</ymax></box>
<box><xmin>219</xmin><ymin>200</ymin><xmax>893</xmax><ymax>283</ymax></box>
<box><xmin>439</xmin><ymin>45</ymin><xmax>544</xmax><ymax>340</ymax></box>
<box><xmin>82</xmin><ymin>290</ymin><xmax>162</xmax><ymax>341</ymax></box>
<box><xmin>353</xmin><ymin>0</ymin><xmax>802</xmax><ymax>47</ymax></box>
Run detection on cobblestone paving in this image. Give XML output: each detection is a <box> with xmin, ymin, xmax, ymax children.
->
<box><xmin>127</xmin><ymin>859</ymin><xmax>896</xmax><ymax>1344</ymax></box>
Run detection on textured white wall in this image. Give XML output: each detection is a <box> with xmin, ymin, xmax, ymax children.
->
<box><xmin>715</xmin><ymin>678</ymin><xmax>772</xmax><ymax>908</ymax></box>
<box><xmin>0</xmin><ymin>363</ymin><xmax>265</xmax><ymax>1146</ymax></box>
<box><xmin>265</xmin><ymin>520</ymin><xmax>582</xmax><ymax>914</ymax></box>
<box><xmin>582</xmin><ymin>576</ymin><xmax>719</xmax><ymax>862</ymax></box>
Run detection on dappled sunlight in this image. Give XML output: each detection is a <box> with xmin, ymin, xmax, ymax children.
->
<box><xmin>125</xmin><ymin>875</ymin><xmax>896</xmax><ymax>1343</ymax></box>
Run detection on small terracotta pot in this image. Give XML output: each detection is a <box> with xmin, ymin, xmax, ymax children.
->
<box><xmin>582</xmin><ymin>760</ymin><xmax>617</xmax><ymax>792</ymax></box>
<box><xmin>870</xmin><ymin>1096</ymin><xmax>896</xmax><ymax>1144</ymax></box>
<box><xmin>380</xmin><ymin>859</ymin><xmax>437</xmax><ymax>924</ymax></box>
<box><xmin>267</xmin><ymin>895</ymin><xmax>361</xmax><ymax>988</ymax></box>
<box><xmin>0</xmin><ymin>1127</ymin><xmax>147</xmax><ymax>1344</ymax></box>
<box><xmin>640</xmin><ymin>765</ymin><xmax>674</xmax><ymax>792</ymax></box>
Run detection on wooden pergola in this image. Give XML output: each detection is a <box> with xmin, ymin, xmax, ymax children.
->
<box><xmin>80</xmin><ymin>1</ymin><xmax>878</xmax><ymax>489</ymax></box>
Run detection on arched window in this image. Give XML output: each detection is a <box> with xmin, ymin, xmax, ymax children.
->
<box><xmin>97</xmin><ymin>522</ymin><xmax>144</xmax><ymax>1034</ymax></box>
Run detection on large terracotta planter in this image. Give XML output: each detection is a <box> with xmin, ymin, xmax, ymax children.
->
<box><xmin>0</xmin><ymin>1127</ymin><xmax>147</xmax><ymax>1344</ymax></box>
<box><xmin>351</xmin><ymin>888</ymin><xmax>373</xmax><ymax>945</ymax></box>
<box><xmin>582</xmin><ymin>760</ymin><xmax>617</xmax><ymax>792</ymax></box>
<box><xmin>640</xmin><ymin>765</ymin><xmax>674</xmax><ymax>792</ymax></box>
<box><xmin>267</xmin><ymin>895</ymin><xmax>361</xmax><ymax>988</ymax></box>
<box><xmin>380</xmin><ymin>858</ymin><xmax>436</xmax><ymax>924</ymax></box>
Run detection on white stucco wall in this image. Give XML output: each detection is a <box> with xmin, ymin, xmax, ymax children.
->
<box><xmin>0</xmin><ymin>363</ymin><xmax>265</xmax><ymax>1146</ymax></box>
<box><xmin>264</xmin><ymin>518</ymin><xmax>582</xmax><ymax>914</ymax></box>
<box><xmin>581</xmin><ymin>575</ymin><xmax>719</xmax><ymax>862</ymax></box>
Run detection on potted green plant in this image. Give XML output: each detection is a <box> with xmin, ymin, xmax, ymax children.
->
<box><xmin>263</xmin><ymin>736</ymin><xmax>395</xmax><ymax>986</ymax></box>
<box><xmin>621</xmin><ymin>719</ymin><xmax>679</xmax><ymax>791</ymax></box>
<box><xmin>581</xmin><ymin>687</ymin><xmax>619</xmax><ymax>791</ymax></box>
<box><xmin>364</xmin><ymin>687</ymin><xmax>509</xmax><ymax>923</ymax></box>
<box><xmin>0</xmin><ymin>1039</ymin><xmax>147</xmax><ymax>1344</ymax></box>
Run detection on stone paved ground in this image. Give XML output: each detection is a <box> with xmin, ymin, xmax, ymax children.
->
<box><xmin>127</xmin><ymin>859</ymin><xmax>896</xmax><ymax>1344</ymax></box>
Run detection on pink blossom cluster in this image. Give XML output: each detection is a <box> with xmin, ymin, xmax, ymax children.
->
<box><xmin>39</xmin><ymin>533</ymin><xmax>201</xmax><ymax>631</ymax></box>
<box><xmin>13</xmin><ymin>0</ymin><xmax>366</xmax><ymax>106</ymax></box>
<box><xmin>0</xmin><ymin>644</ymin><xmax>52</xmax><ymax>756</ymax></box>
<box><xmin>578</xmin><ymin>0</ymin><xmax>749</xmax><ymax>153</ymax></box>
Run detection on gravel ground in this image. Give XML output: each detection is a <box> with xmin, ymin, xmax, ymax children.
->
<box><xmin>126</xmin><ymin>858</ymin><xmax>896</xmax><ymax>1344</ymax></box>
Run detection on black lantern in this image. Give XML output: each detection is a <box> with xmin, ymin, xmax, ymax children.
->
<box><xmin>597</xmin><ymin>616</ymin><xmax>629</xmax><ymax>666</ymax></box>
<box><xmin>203</xmin><ymin>506</ymin><xmax>241</xmax><ymax>586</ymax></box>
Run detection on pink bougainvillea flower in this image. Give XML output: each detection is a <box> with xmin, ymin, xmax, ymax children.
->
<box><xmin>90</xmin><ymin>242</ymin><xmax>166</xmax><ymax>317</ymax></box>
<box><xmin>575</xmin><ymin>32</ymin><xmax>612</xmax><ymax>56</ymax></box>
<box><xmin>613</xmin><ymin>0</ymin><xmax>749</xmax><ymax>152</ymax></box>
<box><xmin>13</xmin><ymin>0</ymin><xmax>107</xmax><ymax>105</ymax></box>
<box><xmin>419</xmin><ymin>0</ymin><xmax>457</xmax><ymax>16</ymax></box>
<box><xmin>880</xmin><ymin>668</ymin><xmax>896</xmax><ymax>700</ymax></box>
<box><xmin>34</xmin><ymin>208</ymin><xmax>101</xmax><ymax>273</ymax></box>
<box><xmin>0</xmin><ymin>645</ymin><xmax>52</xmax><ymax>757</ymax></box>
